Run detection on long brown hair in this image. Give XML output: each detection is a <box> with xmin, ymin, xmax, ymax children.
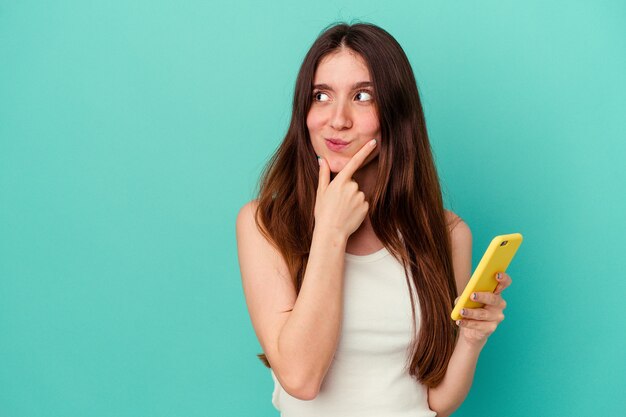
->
<box><xmin>253</xmin><ymin>22</ymin><xmax>459</xmax><ymax>389</ymax></box>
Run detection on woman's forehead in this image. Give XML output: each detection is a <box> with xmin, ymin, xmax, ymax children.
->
<box><xmin>314</xmin><ymin>49</ymin><xmax>371</xmax><ymax>86</ymax></box>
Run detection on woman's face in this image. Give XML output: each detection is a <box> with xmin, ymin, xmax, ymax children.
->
<box><xmin>307</xmin><ymin>48</ymin><xmax>381</xmax><ymax>174</ymax></box>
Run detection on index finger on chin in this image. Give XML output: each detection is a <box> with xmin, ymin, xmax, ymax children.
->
<box><xmin>335</xmin><ymin>139</ymin><xmax>377</xmax><ymax>182</ymax></box>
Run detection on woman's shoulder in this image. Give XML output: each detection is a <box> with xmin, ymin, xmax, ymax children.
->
<box><xmin>444</xmin><ymin>209</ymin><xmax>472</xmax><ymax>293</ymax></box>
<box><xmin>236</xmin><ymin>199</ymin><xmax>260</xmax><ymax>228</ymax></box>
<box><xmin>444</xmin><ymin>209</ymin><xmax>471</xmax><ymax>249</ymax></box>
<box><xmin>444</xmin><ymin>209</ymin><xmax>463</xmax><ymax>229</ymax></box>
<box><xmin>444</xmin><ymin>209</ymin><xmax>471</xmax><ymax>240</ymax></box>
<box><xmin>237</xmin><ymin>198</ymin><xmax>259</xmax><ymax>216</ymax></box>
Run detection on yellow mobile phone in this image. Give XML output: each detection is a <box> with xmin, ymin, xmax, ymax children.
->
<box><xmin>450</xmin><ymin>233</ymin><xmax>523</xmax><ymax>321</ymax></box>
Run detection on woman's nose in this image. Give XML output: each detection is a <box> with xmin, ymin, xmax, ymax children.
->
<box><xmin>329</xmin><ymin>100</ymin><xmax>352</xmax><ymax>130</ymax></box>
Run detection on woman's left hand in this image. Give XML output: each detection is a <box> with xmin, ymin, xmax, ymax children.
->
<box><xmin>456</xmin><ymin>272</ymin><xmax>512</xmax><ymax>348</ymax></box>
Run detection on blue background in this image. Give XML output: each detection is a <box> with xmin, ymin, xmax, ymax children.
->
<box><xmin>1</xmin><ymin>1</ymin><xmax>624</xmax><ymax>416</ymax></box>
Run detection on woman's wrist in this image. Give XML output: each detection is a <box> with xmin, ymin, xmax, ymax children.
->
<box><xmin>313</xmin><ymin>224</ymin><xmax>349</xmax><ymax>246</ymax></box>
<box><xmin>456</xmin><ymin>332</ymin><xmax>487</xmax><ymax>353</ymax></box>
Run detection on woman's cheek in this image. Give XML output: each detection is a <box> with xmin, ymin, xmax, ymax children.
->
<box><xmin>306</xmin><ymin>114</ymin><xmax>323</xmax><ymax>146</ymax></box>
<box><xmin>306</xmin><ymin>110</ymin><xmax>325</xmax><ymax>133</ymax></box>
<box><xmin>356</xmin><ymin>110</ymin><xmax>380</xmax><ymax>137</ymax></box>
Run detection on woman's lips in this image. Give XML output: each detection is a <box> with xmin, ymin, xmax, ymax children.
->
<box><xmin>325</xmin><ymin>139</ymin><xmax>349</xmax><ymax>152</ymax></box>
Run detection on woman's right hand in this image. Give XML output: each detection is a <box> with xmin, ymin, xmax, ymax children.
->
<box><xmin>314</xmin><ymin>138</ymin><xmax>378</xmax><ymax>239</ymax></box>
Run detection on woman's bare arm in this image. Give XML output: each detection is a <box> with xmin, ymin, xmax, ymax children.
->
<box><xmin>427</xmin><ymin>214</ymin><xmax>475</xmax><ymax>415</ymax></box>
<box><xmin>236</xmin><ymin>200</ymin><xmax>348</xmax><ymax>400</ymax></box>
<box><xmin>237</xmin><ymin>141</ymin><xmax>376</xmax><ymax>400</ymax></box>
<box><xmin>428</xmin><ymin>214</ymin><xmax>513</xmax><ymax>415</ymax></box>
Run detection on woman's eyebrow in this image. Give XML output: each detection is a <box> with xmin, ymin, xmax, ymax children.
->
<box><xmin>312</xmin><ymin>81</ymin><xmax>373</xmax><ymax>91</ymax></box>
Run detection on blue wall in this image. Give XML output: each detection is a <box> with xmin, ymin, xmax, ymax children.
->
<box><xmin>1</xmin><ymin>1</ymin><xmax>624</xmax><ymax>415</ymax></box>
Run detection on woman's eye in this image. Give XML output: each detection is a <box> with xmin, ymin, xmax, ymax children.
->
<box><xmin>313</xmin><ymin>91</ymin><xmax>330</xmax><ymax>102</ymax></box>
<box><xmin>355</xmin><ymin>90</ymin><xmax>373</xmax><ymax>102</ymax></box>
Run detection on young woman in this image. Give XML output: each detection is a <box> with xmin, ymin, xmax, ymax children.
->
<box><xmin>236</xmin><ymin>22</ymin><xmax>511</xmax><ymax>417</ymax></box>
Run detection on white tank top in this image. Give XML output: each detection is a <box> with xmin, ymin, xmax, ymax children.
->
<box><xmin>270</xmin><ymin>246</ymin><xmax>436</xmax><ymax>417</ymax></box>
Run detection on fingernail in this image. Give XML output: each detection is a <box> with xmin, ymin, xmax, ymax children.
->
<box><xmin>456</xmin><ymin>320</ymin><xmax>461</xmax><ymax>326</ymax></box>
<box><xmin>496</xmin><ymin>272</ymin><xmax>501</xmax><ymax>280</ymax></box>
<box><xmin>472</xmin><ymin>293</ymin><xmax>477</xmax><ymax>300</ymax></box>
<box><xmin>370</xmin><ymin>138</ymin><xmax>377</xmax><ymax>146</ymax></box>
<box><xmin>461</xmin><ymin>309</ymin><xmax>466</xmax><ymax>316</ymax></box>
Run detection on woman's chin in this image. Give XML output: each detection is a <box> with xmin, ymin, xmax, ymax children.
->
<box><xmin>328</xmin><ymin>160</ymin><xmax>346</xmax><ymax>174</ymax></box>
<box><xmin>328</xmin><ymin>155</ymin><xmax>371</xmax><ymax>174</ymax></box>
